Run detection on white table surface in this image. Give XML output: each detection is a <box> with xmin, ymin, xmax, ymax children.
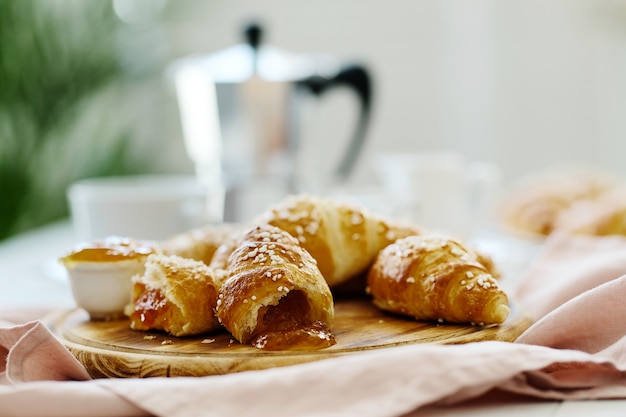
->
<box><xmin>1</xmin><ymin>220</ymin><xmax>626</xmax><ymax>416</ymax></box>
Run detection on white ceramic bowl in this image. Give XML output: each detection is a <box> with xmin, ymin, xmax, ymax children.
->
<box><xmin>59</xmin><ymin>237</ymin><xmax>158</xmax><ymax>320</ymax></box>
<box><xmin>67</xmin><ymin>174</ymin><xmax>223</xmax><ymax>241</ymax></box>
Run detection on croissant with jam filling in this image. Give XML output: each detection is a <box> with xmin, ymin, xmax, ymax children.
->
<box><xmin>367</xmin><ymin>234</ymin><xmax>510</xmax><ymax>325</ymax></box>
<box><xmin>126</xmin><ymin>254</ymin><xmax>221</xmax><ymax>337</ymax></box>
<box><xmin>215</xmin><ymin>224</ymin><xmax>335</xmax><ymax>350</ymax></box>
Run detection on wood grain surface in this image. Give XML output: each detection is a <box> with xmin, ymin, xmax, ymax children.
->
<box><xmin>49</xmin><ymin>295</ymin><xmax>533</xmax><ymax>379</ymax></box>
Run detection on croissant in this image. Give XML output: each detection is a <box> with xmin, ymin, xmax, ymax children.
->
<box><xmin>367</xmin><ymin>234</ymin><xmax>510</xmax><ymax>325</ymax></box>
<box><xmin>160</xmin><ymin>223</ymin><xmax>245</xmax><ymax>266</ymax></box>
<box><xmin>499</xmin><ymin>167</ymin><xmax>616</xmax><ymax>236</ymax></box>
<box><xmin>553</xmin><ymin>186</ymin><xmax>626</xmax><ymax>236</ymax></box>
<box><xmin>126</xmin><ymin>254</ymin><xmax>221</xmax><ymax>336</ymax></box>
<box><xmin>256</xmin><ymin>194</ymin><xmax>425</xmax><ymax>287</ymax></box>
<box><xmin>215</xmin><ymin>224</ymin><xmax>335</xmax><ymax>350</ymax></box>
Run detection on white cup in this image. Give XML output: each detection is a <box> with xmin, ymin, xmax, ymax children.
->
<box><xmin>67</xmin><ymin>175</ymin><xmax>223</xmax><ymax>242</ymax></box>
<box><xmin>375</xmin><ymin>151</ymin><xmax>501</xmax><ymax>237</ymax></box>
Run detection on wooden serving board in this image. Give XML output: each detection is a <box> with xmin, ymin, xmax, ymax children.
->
<box><xmin>49</xmin><ymin>296</ymin><xmax>532</xmax><ymax>379</ymax></box>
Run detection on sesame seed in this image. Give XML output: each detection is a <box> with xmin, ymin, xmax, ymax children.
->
<box><xmin>201</xmin><ymin>339</ymin><xmax>216</xmax><ymax>344</ymax></box>
<box><xmin>406</xmin><ymin>277</ymin><xmax>415</xmax><ymax>283</ymax></box>
<box><xmin>307</xmin><ymin>225</ymin><xmax>319</xmax><ymax>235</ymax></box>
<box><xmin>251</xmin><ymin>295</ymin><xmax>257</xmax><ymax>300</ymax></box>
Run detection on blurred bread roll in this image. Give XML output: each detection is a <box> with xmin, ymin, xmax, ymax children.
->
<box><xmin>554</xmin><ymin>186</ymin><xmax>626</xmax><ymax>236</ymax></box>
<box><xmin>499</xmin><ymin>167</ymin><xmax>619</xmax><ymax>236</ymax></box>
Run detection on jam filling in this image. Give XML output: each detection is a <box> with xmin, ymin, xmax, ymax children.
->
<box><xmin>61</xmin><ymin>236</ymin><xmax>156</xmax><ymax>264</ymax></box>
<box><xmin>129</xmin><ymin>288</ymin><xmax>172</xmax><ymax>332</ymax></box>
<box><xmin>250</xmin><ymin>290</ymin><xmax>335</xmax><ymax>351</ymax></box>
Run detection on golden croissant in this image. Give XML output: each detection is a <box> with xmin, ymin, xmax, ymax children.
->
<box><xmin>256</xmin><ymin>194</ymin><xmax>425</xmax><ymax>287</ymax></box>
<box><xmin>215</xmin><ymin>224</ymin><xmax>335</xmax><ymax>350</ymax></box>
<box><xmin>367</xmin><ymin>234</ymin><xmax>510</xmax><ymax>325</ymax></box>
<box><xmin>160</xmin><ymin>223</ymin><xmax>246</xmax><ymax>266</ymax></box>
<box><xmin>126</xmin><ymin>254</ymin><xmax>222</xmax><ymax>336</ymax></box>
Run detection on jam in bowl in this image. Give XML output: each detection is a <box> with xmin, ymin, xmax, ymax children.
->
<box><xmin>59</xmin><ymin>236</ymin><xmax>160</xmax><ymax>320</ymax></box>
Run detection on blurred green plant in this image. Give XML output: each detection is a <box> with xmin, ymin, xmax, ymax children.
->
<box><xmin>0</xmin><ymin>0</ymin><xmax>150</xmax><ymax>241</ymax></box>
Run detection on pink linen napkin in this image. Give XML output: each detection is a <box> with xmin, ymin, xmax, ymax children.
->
<box><xmin>3</xmin><ymin>232</ymin><xmax>626</xmax><ymax>417</ymax></box>
<box><xmin>515</xmin><ymin>231</ymin><xmax>626</xmax><ymax>321</ymax></box>
<box><xmin>0</xmin><ymin>320</ymin><xmax>90</xmax><ymax>384</ymax></box>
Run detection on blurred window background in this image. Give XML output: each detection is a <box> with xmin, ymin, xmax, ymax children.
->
<box><xmin>2</xmin><ymin>0</ymin><xmax>626</xmax><ymax>241</ymax></box>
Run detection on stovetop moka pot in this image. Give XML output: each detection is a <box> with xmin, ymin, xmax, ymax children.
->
<box><xmin>169</xmin><ymin>22</ymin><xmax>372</xmax><ymax>221</ymax></box>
